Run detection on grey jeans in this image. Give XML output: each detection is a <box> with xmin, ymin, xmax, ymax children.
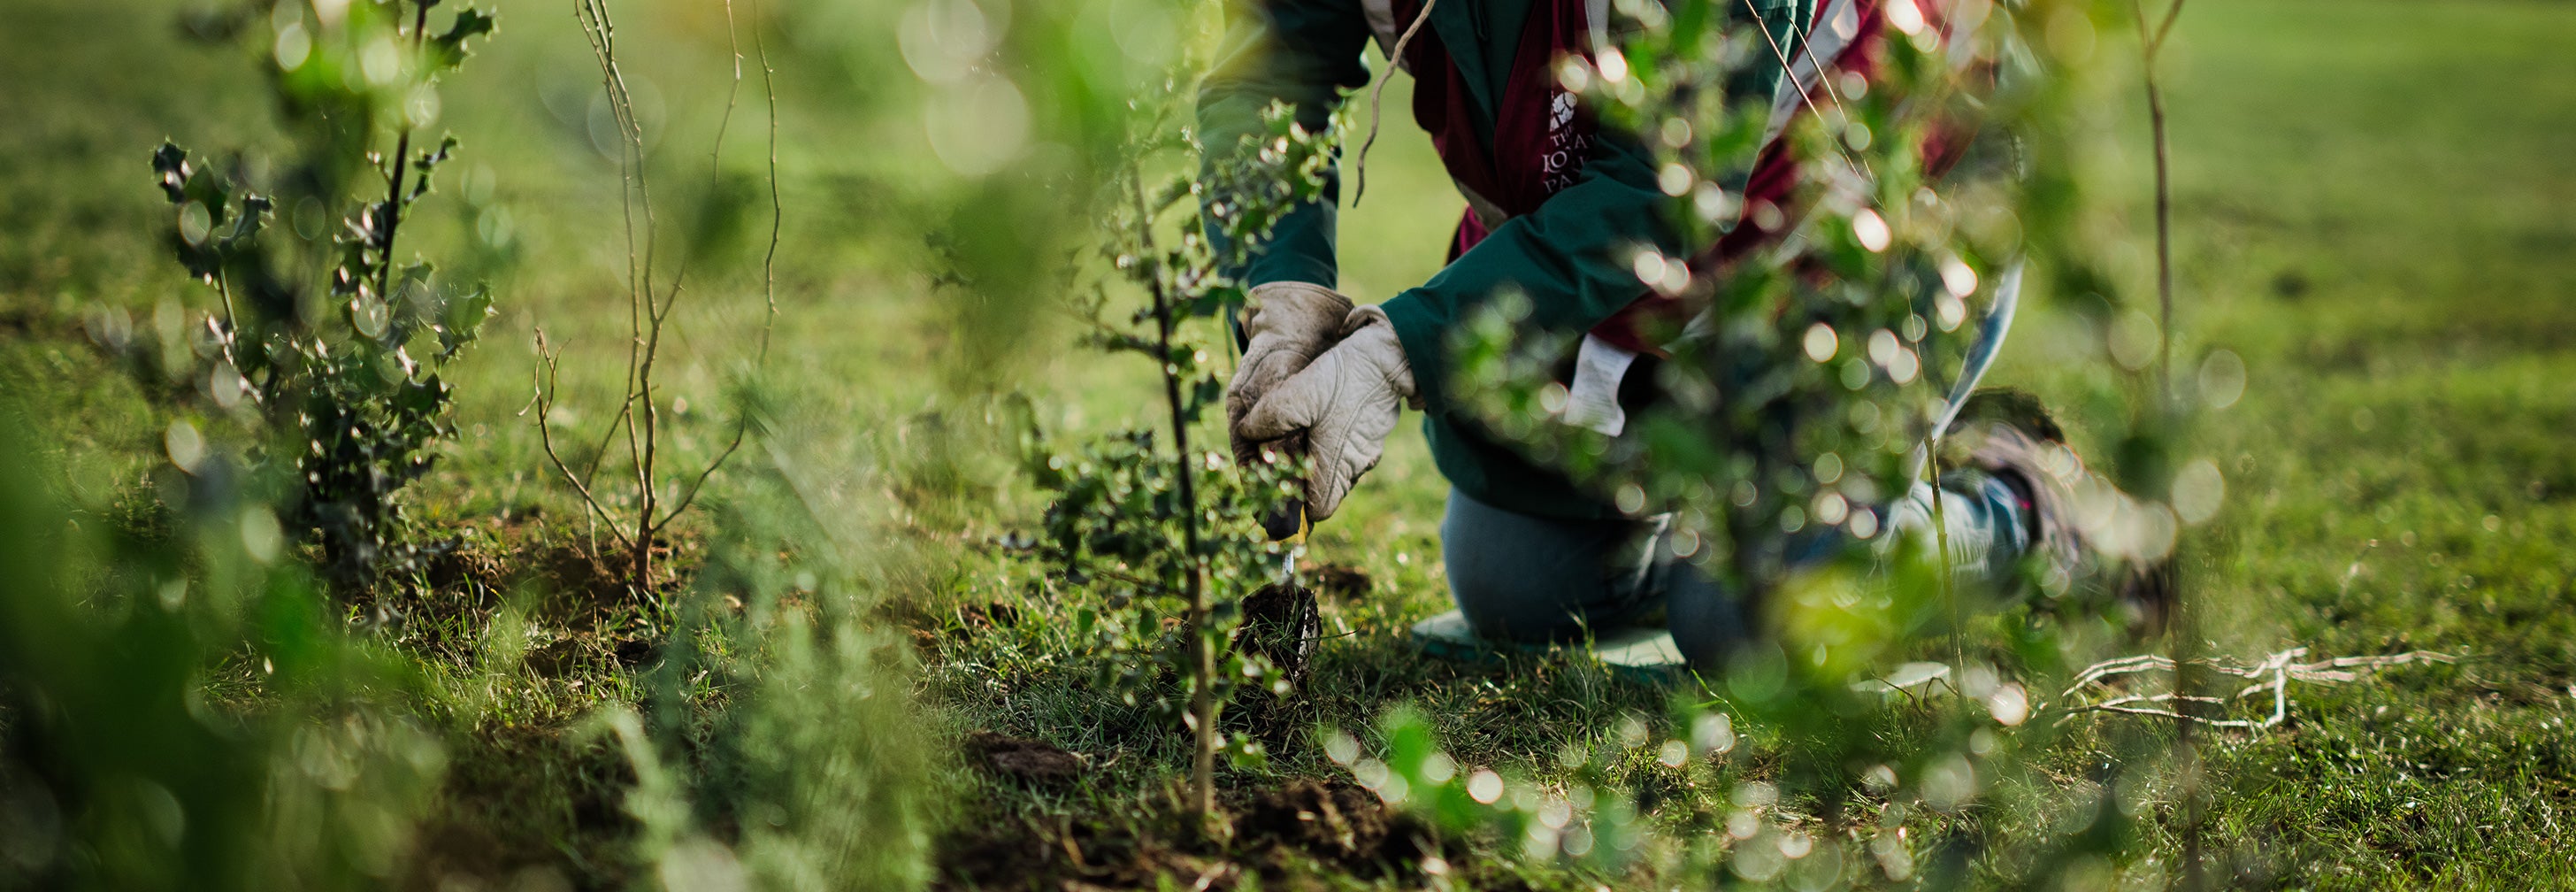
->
<box><xmin>1440</xmin><ymin>472</ymin><xmax>2031</xmax><ymax>669</ymax></box>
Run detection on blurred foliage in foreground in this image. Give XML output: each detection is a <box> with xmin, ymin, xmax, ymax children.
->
<box><xmin>0</xmin><ymin>418</ymin><xmax>444</xmax><ymax>888</ymax></box>
<box><xmin>109</xmin><ymin>0</ymin><xmax>501</xmax><ymax>596</ymax></box>
<box><xmin>3</xmin><ymin>0</ymin><xmax>1196</xmax><ymax>886</ymax></box>
<box><xmin>1359</xmin><ymin>0</ymin><xmax>2191</xmax><ymax>886</ymax></box>
<box><xmin>19</xmin><ymin>0</ymin><xmax>2564</xmax><ymax>888</ymax></box>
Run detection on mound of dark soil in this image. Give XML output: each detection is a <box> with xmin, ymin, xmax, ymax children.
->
<box><xmin>965</xmin><ymin>731</ymin><xmax>1086</xmax><ymax>784</ymax></box>
<box><xmin>938</xmin><ymin>812</ymin><xmax>1227</xmax><ymax>891</ymax></box>
<box><xmin>1232</xmin><ymin>778</ymin><xmax>1432</xmax><ymax>875</ymax></box>
<box><xmin>1308</xmin><ymin>564</ymin><xmax>1373</xmax><ymax>600</ymax></box>
<box><xmin>954</xmin><ymin>600</ymin><xmax>1022</xmax><ymax>638</ymax></box>
<box><xmin>1231</xmin><ymin>583</ymin><xmax>1321</xmax><ymax>685</ymax></box>
<box><xmin>362</xmin><ymin>514</ymin><xmax>691</xmax><ymax>669</ymax></box>
<box><xmin>520</xmin><ymin>632</ymin><xmax>661</xmax><ymax>677</ymax></box>
<box><xmin>933</xmin><ymin>777</ymin><xmax>1435</xmax><ymax>891</ymax></box>
<box><xmin>1226</xmin><ymin>583</ymin><xmax>1322</xmax><ymax>745</ymax></box>
<box><xmin>406</xmin><ymin>722</ymin><xmax>642</xmax><ymax>890</ymax></box>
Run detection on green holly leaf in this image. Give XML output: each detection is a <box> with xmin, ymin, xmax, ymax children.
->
<box><xmin>436</xmin><ymin>282</ymin><xmax>494</xmax><ymax>358</ymax></box>
<box><xmin>395</xmin><ymin>374</ymin><xmax>447</xmax><ymax>419</ymax></box>
<box><xmin>426</xmin><ymin>9</ymin><xmax>496</xmax><ymax>72</ymax></box>
<box><xmin>409</xmin><ymin>135</ymin><xmax>460</xmax><ymax>201</ymax></box>
<box><xmin>226</xmin><ymin>194</ymin><xmax>272</xmax><ymax>243</ymax></box>
<box><xmin>152</xmin><ymin>142</ymin><xmax>193</xmax><ymax>204</ymax></box>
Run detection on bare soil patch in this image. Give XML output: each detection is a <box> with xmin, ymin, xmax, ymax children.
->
<box><xmin>933</xmin><ymin>776</ymin><xmax>1437</xmax><ymax>891</ymax></box>
<box><xmin>967</xmin><ymin>731</ymin><xmax>1088</xmax><ymax>785</ymax></box>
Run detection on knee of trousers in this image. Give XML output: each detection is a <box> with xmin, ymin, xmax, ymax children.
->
<box><xmin>1664</xmin><ymin>568</ymin><xmax>1753</xmax><ymax>670</ymax></box>
<box><xmin>1440</xmin><ymin>493</ymin><xmax>1659</xmax><ymax>643</ymax></box>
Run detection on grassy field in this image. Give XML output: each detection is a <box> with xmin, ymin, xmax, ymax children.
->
<box><xmin>4</xmin><ymin>0</ymin><xmax>2575</xmax><ymax>888</ymax></box>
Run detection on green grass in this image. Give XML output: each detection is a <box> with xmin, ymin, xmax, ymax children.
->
<box><xmin>2139</xmin><ymin>3</ymin><xmax>2576</xmax><ymax>884</ymax></box>
<box><xmin>5</xmin><ymin>0</ymin><xmax>2576</xmax><ymax>888</ymax></box>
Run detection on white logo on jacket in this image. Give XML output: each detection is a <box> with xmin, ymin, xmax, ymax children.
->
<box><xmin>1541</xmin><ymin>89</ymin><xmax>1590</xmax><ymax>194</ymax></box>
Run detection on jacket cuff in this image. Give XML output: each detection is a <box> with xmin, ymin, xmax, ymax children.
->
<box><xmin>1379</xmin><ymin>292</ymin><xmax>1447</xmax><ymax>412</ymax></box>
<box><xmin>1246</xmin><ymin>257</ymin><xmax>1339</xmax><ymax>292</ymax></box>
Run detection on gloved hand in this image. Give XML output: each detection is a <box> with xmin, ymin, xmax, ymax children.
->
<box><xmin>1235</xmin><ymin>305</ymin><xmax>1418</xmax><ymax>523</ymax></box>
<box><xmin>1227</xmin><ymin>281</ymin><xmax>1354</xmax><ymax>468</ymax></box>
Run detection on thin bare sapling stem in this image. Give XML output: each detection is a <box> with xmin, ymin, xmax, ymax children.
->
<box><xmin>2128</xmin><ymin>0</ymin><xmax>2194</xmax><ymax>888</ymax></box>
<box><xmin>533</xmin><ymin>0</ymin><xmax>782</xmax><ymax>604</ymax></box>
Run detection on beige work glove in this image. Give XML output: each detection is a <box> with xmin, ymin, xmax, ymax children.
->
<box><xmin>1235</xmin><ymin>305</ymin><xmax>1418</xmax><ymax>523</ymax></box>
<box><xmin>1228</xmin><ymin>281</ymin><xmax>1354</xmax><ymax>468</ymax></box>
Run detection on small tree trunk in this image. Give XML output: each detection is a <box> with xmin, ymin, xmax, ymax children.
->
<box><xmin>2130</xmin><ymin>3</ymin><xmax>2196</xmax><ymax>888</ymax></box>
<box><xmin>1144</xmin><ymin>243</ymin><xmax>1217</xmax><ymax>830</ymax></box>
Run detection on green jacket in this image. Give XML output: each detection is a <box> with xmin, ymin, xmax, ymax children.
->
<box><xmin>1200</xmin><ymin>0</ymin><xmax>1812</xmax><ymax>520</ymax></box>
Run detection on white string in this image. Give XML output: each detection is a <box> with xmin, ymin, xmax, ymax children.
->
<box><xmin>1742</xmin><ymin>0</ymin><xmax>1872</xmax><ymax>181</ymax></box>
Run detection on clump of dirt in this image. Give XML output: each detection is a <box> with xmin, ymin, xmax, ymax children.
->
<box><xmin>939</xmin><ymin>813</ymin><xmax>1238</xmax><ymax>891</ymax></box>
<box><xmin>965</xmin><ymin>731</ymin><xmax>1087</xmax><ymax>784</ymax></box>
<box><xmin>933</xmin><ymin>777</ymin><xmax>1436</xmax><ymax>891</ymax></box>
<box><xmin>356</xmin><ymin>513</ymin><xmax>698</xmax><ymax>673</ymax></box>
<box><xmin>953</xmin><ymin>600</ymin><xmax>1022</xmax><ymax>638</ymax></box>
<box><xmin>1307</xmin><ymin>563</ymin><xmax>1373</xmax><ymax>600</ymax></box>
<box><xmin>403</xmin><ymin>721</ymin><xmax>643</xmax><ymax>890</ymax></box>
<box><xmin>1232</xmin><ymin>583</ymin><xmax>1321</xmax><ymax>685</ymax></box>
<box><xmin>612</xmin><ymin>636</ymin><xmax>657</xmax><ymax>666</ymax></box>
<box><xmin>1227</xmin><ymin>583</ymin><xmax>1322</xmax><ymax>743</ymax></box>
<box><xmin>518</xmin><ymin>535</ymin><xmax>692</xmax><ymax>629</ymax></box>
<box><xmin>520</xmin><ymin>631</ymin><xmax>663</xmax><ymax>677</ymax></box>
<box><xmin>1232</xmin><ymin>778</ymin><xmax>1432</xmax><ymax>876</ymax></box>
<box><xmin>520</xmin><ymin>636</ymin><xmax>590</xmax><ymax>678</ymax></box>
<box><xmin>423</xmin><ymin>533</ymin><xmax>510</xmax><ymax>594</ymax></box>
<box><xmin>932</xmin><ymin>819</ymin><xmax>1052</xmax><ymax>890</ymax></box>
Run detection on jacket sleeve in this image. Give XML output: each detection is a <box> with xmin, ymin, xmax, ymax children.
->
<box><xmin>1197</xmin><ymin>0</ymin><xmax>1375</xmax><ymax>291</ymax></box>
<box><xmin>1378</xmin><ymin>131</ymin><xmax>1673</xmax><ymax>411</ymax></box>
<box><xmin>1380</xmin><ymin>1</ymin><xmax>1809</xmax><ymax>412</ymax></box>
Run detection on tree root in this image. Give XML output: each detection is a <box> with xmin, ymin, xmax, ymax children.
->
<box><xmin>2050</xmin><ymin>647</ymin><xmax>2457</xmax><ymax>731</ymax></box>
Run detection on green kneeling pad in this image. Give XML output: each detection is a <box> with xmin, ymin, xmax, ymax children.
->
<box><xmin>1408</xmin><ymin>610</ymin><xmax>1689</xmax><ymax>683</ymax></box>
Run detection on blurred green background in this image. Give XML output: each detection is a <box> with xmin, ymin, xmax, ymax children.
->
<box><xmin>4</xmin><ymin>0</ymin><xmax>2576</xmax><ymax>888</ymax></box>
